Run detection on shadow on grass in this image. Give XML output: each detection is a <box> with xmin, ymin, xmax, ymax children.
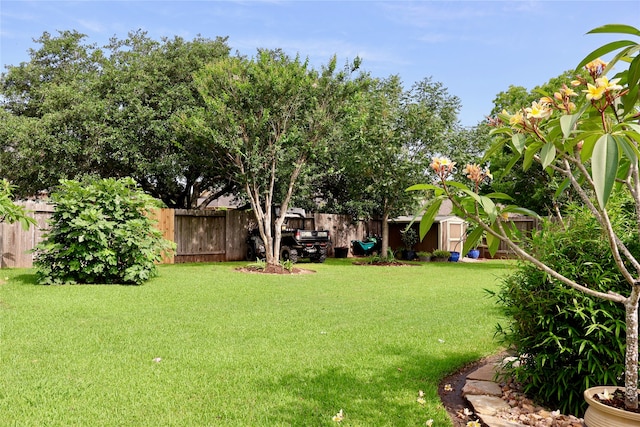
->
<box><xmin>7</xmin><ymin>272</ymin><xmax>143</xmax><ymax>286</ymax></box>
<box><xmin>9</xmin><ymin>273</ymin><xmax>38</xmax><ymax>286</ymax></box>
<box><xmin>260</xmin><ymin>347</ymin><xmax>484</xmax><ymax>426</ymax></box>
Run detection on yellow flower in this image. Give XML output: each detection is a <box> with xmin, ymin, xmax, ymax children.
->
<box><xmin>539</xmin><ymin>96</ymin><xmax>553</xmax><ymax>105</ymax></box>
<box><xmin>444</xmin><ymin>384</ymin><xmax>453</xmax><ymax>392</ymax></box>
<box><xmin>525</xmin><ymin>101</ymin><xmax>552</xmax><ymax>119</ymax></box>
<box><xmin>596</xmin><ymin>76</ymin><xmax>623</xmax><ymax>92</ymax></box>
<box><xmin>560</xmin><ymin>85</ymin><xmax>577</xmax><ymax>97</ymax></box>
<box><xmin>332</xmin><ymin>409</ymin><xmax>344</xmax><ymax>422</ymax></box>
<box><xmin>425</xmin><ymin>420</ymin><xmax>434</xmax><ymax>427</ymax></box>
<box><xmin>431</xmin><ymin>157</ymin><xmax>456</xmax><ymax>176</ymax></box>
<box><xmin>509</xmin><ymin>110</ymin><xmax>524</xmax><ymax>126</ymax></box>
<box><xmin>467</xmin><ymin>420</ymin><xmax>481</xmax><ymax>427</ymax></box>
<box><xmin>584</xmin><ymin>83</ymin><xmax>606</xmax><ymax>101</ymax></box>
<box><xmin>485</xmin><ymin>169</ymin><xmax>493</xmax><ymax>180</ymax></box>
<box><xmin>570</xmin><ymin>79</ymin><xmax>583</xmax><ymax>87</ymax></box>
<box><xmin>463</xmin><ymin>163</ymin><xmax>481</xmax><ymax>180</ymax></box>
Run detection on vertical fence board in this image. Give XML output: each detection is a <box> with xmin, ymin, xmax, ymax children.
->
<box><xmin>226</xmin><ymin>210</ymin><xmax>254</xmax><ymax>261</ymax></box>
<box><xmin>0</xmin><ymin>202</ymin><xmax>53</xmax><ymax>268</ymax></box>
<box><xmin>150</xmin><ymin>208</ymin><xmax>175</xmax><ymax>264</ymax></box>
<box><xmin>173</xmin><ymin>210</ymin><xmax>227</xmax><ymax>263</ymax></box>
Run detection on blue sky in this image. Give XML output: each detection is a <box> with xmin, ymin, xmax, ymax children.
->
<box><xmin>1</xmin><ymin>1</ymin><xmax>639</xmax><ymax>126</ymax></box>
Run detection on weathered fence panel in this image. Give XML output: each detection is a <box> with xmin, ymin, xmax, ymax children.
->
<box><xmin>173</xmin><ymin>209</ymin><xmax>226</xmax><ymax>263</ymax></box>
<box><xmin>225</xmin><ymin>210</ymin><xmax>255</xmax><ymax>261</ymax></box>
<box><xmin>0</xmin><ymin>202</ymin><xmax>53</xmax><ymax>268</ymax></box>
<box><xmin>313</xmin><ymin>213</ymin><xmax>381</xmax><ymax>256</ymax></box>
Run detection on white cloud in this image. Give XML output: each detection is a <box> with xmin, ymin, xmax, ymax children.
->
<box><xmin>75</xmin><ymin>19</ymin><xmax>105</xmax><ymax>34</ymax></box>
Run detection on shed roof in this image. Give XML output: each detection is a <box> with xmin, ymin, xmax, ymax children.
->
<box><xmin>391</xmin><ymin>199</ymin><xmax>465</xmax><ymax>224</ymax></box>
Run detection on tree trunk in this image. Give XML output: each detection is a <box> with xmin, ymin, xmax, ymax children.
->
<box><xmin>381</xmin><ymin>210</ymin><xmax>389</xmax><ymax>259</ymax></box>
<box><xmin>624</xmin><ymin>286</ymin><xmax>640</xmax><ymax>409</ymax></box>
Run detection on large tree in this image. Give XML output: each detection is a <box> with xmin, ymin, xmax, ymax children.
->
<box><xmin>0</xmin><ymin>30</ymin><xmax>233</xmax><ymax>207</ymax></box>
<box><xmin>0</xmin><ymin>30</ymin><xmax>107</xmax><ymax>194</ymax></box>
<box><xmin>322</xmin><ymin>76</ymin><xmax>462</xmax><ymax>256</ymax></box>
<box><xmin>184</xmin><ymin>50</ymin><xmax>361</xmax><ymax>266</ymax></box>
<box><xmin>101</xmin><ymin>30</ymin><xmax>233</xmax><ymax>208</ymax></box>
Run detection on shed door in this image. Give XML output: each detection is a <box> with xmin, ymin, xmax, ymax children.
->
<box><xmin>441</xmin><ymin>220</ymin><xmax>465</xmax><ymax>252</ymax></box>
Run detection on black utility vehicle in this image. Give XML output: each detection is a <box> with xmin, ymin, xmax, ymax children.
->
<box><xmin>245</xmin><ymin>209</ymin><xmax>330</xmax><ymax>263</ymax></box>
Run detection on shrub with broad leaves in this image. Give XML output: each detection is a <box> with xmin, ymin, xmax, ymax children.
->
<box><xmin>34</xmin><ymin>177</ymin><xmax>174</xmax><ymax>285</ymax></box>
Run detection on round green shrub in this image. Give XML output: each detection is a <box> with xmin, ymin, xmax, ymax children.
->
<box><xmin>492</xmin><ymin>197</ymin><xmax>639</xmax><ymax>416</ymax></box>
<box><xmin>34</xmin><ymin>177</ymin><xmax>174</xmax><ymax>285</ymax></box>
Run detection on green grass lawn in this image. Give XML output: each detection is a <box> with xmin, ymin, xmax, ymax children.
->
<box><xmin>0</xmin><ymin>259</ymin><xmax>512</xmax><ymax>426</ymax></box>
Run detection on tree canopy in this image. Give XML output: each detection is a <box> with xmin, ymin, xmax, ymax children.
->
<box><xmin>0</xmin><ymin>30</ymin><xmax>233</xmax><ymax>207</ymax></box>
<box><xmin>321</xmin><ymin>75</ymin><xmax>462</xmax><ymax>256</ymax></box>
<box><xmin>183</xmin><ymin>49</ymin><xmax>363</xmax><ymax>265</ymax></box>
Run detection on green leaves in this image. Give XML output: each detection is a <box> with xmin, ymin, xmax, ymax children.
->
<box><xmin>591</xmin><ymin>134</ymin><xmax>619</xmax><ymax>208</ymax></box>
<box><xmin>417</xmin><ymin>197</ymin><xmax>443</xmax><ymax>241</ymax></box>
<box><xmin>577</xmin><ymin>40</ymin><xmax>638</xmax><ymax>70</ymax></box>
<box><xmin>34</xmin><ymin>177</ymin><xmax>174</xmax><ymax>285</ymax></box>
<box><xmin>587</xmin><ymin>24</ymin><xmax>640</xmax><ymax>37</ymax></box>
<box><xmin>540</xmin><ymin>142</ymin><xmax>557</xmax><ymax>170</ymax></box>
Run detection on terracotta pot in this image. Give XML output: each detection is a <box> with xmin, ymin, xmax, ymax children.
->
<box><xmin>584</xmin><ymin>386</ymin><xmax>640</xmax><ymax>427</ymax></box>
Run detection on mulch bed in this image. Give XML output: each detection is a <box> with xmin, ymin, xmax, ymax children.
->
<box><xmin>592</xmin><ymin>389</ymin><xmax>640</xmax><ymax>413</ymax></box>
<box><xmin>235</xmin><ymin>265</ymin><xmax>315</xmax><ymax>274</ymax></box>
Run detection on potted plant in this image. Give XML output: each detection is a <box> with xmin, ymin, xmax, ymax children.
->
<box><xmin>430</xmin><ymin>249</ymin><xmax>450</xmax><ymax>262</ymax></box>
<box><xmin>416</xmin><ymin>251</ymin><xmax>431</xmax><ymax>262</ymax></box>
<box><xmin>464</xmin><ymin>225</ymin><xmax>482</xmax><ymax>259</ymax></box>
<box><xmin>409</xmin><ymin>24</ymin><xmax>640</xmax><ymax>418</ymax></box>
<box><xmin>400</xmin><ymin>227</ymin><xmax>418</xmax><ymax>260</ymax></box>
<box><xmin>466</xmin><ymin>248</ymin><xmax>480</xmax><ymax>259</ymax></box>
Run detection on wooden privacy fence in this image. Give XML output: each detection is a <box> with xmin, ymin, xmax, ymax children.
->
<box><xmin>0</xmin><ymin>204</ymin><xmax>382</xmax><ymax>268</ymax></box>
<box><xmin>155</xmin><ymin>209</ymin><xmax>255</xmax><ymax>264</ymax></box>
<box><xmin>480</xmin><ymin>216</ymin><xmax>540</xmax><ymax>259</ymax></box>
<box><xmin>0</xmin><ymin>203</ymin><xmax>540</xmax><ymax>268</ymax></box>
<box><xmin>0</xmin><ymin>202</ymin><xmax>53</xmax><ymax>268</ymax></box>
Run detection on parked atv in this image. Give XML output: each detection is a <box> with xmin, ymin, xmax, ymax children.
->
<box><xmin>245</xmin><ymin>208</ymin><xmax>331</xmax><ymax>263</ymax></box>
<box><xmin>280</xmin><ymin>228</ymin><xmax>330</xmax><ymax>263</ymax></box>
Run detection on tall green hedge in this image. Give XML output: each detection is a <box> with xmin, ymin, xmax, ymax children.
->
<box><xmin>491</xmin><ymin>197</ymin><xmax>639</xmax><ymax>415</ymax></box>
<box><xmin>34</xmin><ymin>178</ymin><xmax>174</xmax><ymax>285</ymax></box>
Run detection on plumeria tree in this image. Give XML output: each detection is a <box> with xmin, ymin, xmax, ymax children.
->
<box><xmin>410</xmin><ymin>24</ymin><xmax>640</xmax><ymax>409</ymax></box>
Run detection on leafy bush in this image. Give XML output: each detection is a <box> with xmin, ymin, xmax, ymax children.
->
<box><xmin>0</xmin><ymin>179</ymin><xmax>36</xmax><ymax>230</ymax></box>
<box><xmin>34</xmin><ymin>178</ymin><xmax>174</xmax><ymax>285</ymax></box>
<box><xmin>491</xmin><ymin>198</ymin><xmax>638</xmax><ymax>415</ymax></box>
<box><xmin>431</xmin><ymin>249</ymin><xmax>450</xmax><ymax>259</ymax></box>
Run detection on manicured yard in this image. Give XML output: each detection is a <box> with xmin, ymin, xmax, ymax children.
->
<box><xmin>0</xmin><ymin>259</ymin><xmax>512</xmax><ymax>426</ymax></box>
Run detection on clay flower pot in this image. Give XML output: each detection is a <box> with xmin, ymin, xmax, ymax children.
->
<box><xmin>583</xmin><ymin>386</ymin><xmax>640</xmax><ymax>427</ymax></box>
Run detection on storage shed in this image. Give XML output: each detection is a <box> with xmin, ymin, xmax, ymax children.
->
<box><xmin>389</xmin><ymin>200</ymin><xmax>467</xmax><ymax>254</ymax></box>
